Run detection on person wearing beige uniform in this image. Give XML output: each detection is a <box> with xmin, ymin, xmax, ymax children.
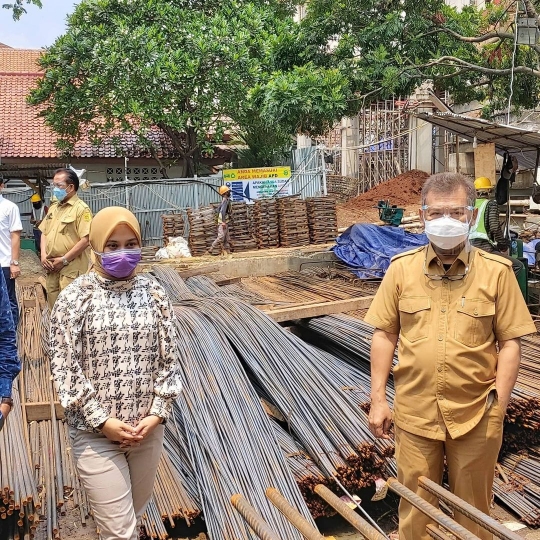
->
<box><xmin>365</xmin><ymin>172</ymin><xmax>536</xmax><ymax>540</ymax></box>
<box><xmin>39</xmin><ymin>168</ymin><xmax>92</xmax><ymax>308</ymax></box>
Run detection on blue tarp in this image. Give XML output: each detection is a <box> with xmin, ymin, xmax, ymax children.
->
<box><xmin>333</xmin><ymin>224</ymin><xmax>428</xmax><ymax>278</ymax></box>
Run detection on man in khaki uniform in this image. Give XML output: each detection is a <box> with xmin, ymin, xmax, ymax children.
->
<box><xmin>366</xmin><ymin>172</ymin><xmax>536</xmax><ymax>540</ymax></box>
<box><xmin>39</xmin><ymin>168</ymin><xmax>92</xmax><ymax>308</ymax></box>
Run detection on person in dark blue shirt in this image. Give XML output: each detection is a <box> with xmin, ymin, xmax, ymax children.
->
<box><xmin>0</xmin><ymin>266</ymin><xmax>20</xmax><ymax>431</ymax></box>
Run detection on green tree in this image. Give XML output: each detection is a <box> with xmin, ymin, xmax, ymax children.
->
<box><xmin>2</xmin><ymin>0</ymin><xmax>42</xmax><ymax>20</ymax></box>
<box><xmin>292</xmin><ymin>0</ymin><xmax>540</xmax><ymax>117</ymax></box>
<box><xmin>29</xmin><ymin>0</ymin><xmax>296</xmax><ymax>176</ymax></box>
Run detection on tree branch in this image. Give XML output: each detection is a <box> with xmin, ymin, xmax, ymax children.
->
<box><xmin>423</xmin><ymin>56</ymin><xmax>540</xmax><ymax>77</ymax></box>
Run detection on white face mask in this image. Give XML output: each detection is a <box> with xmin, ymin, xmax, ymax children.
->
<box><xmin>423</xmin><ymin>216</ymin><xmax>470</xmax><ymax>250</ymax></box>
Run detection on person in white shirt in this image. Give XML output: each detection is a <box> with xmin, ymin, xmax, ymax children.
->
<box><xmin>0</xmin><ymin>176</ymin><xmax>23</xmax><ymax>326</ymax></box>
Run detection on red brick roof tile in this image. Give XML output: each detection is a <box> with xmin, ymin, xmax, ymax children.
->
<box><xmin>0</xmin><ymin>48</ymin><xmax>180</xmax><ymax>159</ymax></box>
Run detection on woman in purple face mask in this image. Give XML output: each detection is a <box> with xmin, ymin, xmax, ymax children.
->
<box><xmin>49</xmin><ymin>206</ymin><xmax>182</xmax><ymax>540</ymax></box>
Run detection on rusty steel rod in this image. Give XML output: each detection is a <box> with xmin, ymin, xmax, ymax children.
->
<box><xmin>418</xmin><ymin>476</ymin><xmax>522</xmax><ymax>540</ymax></box>
<box><xmin>387</xmin><ymin>479</ymin><xmax>481</xmax><ymax>540</ymax></box>
<box><xmin>231</xmin><ymin>494</ymin><xmax>283</xmax><ymax>540</ymax></box>
<box><xmin>426</xmin><ymin>524</ymin><xmax>456</xmax><ymax>540</ymax></box>
<box><xmin>265</xmin><ymin>488</ymin><xmax>326</xmax><ymax>540</ymax></box>
<box><xmin>313</xmin><ymin>484</ymin><xmax>387</xmax><ymax>540</ymax></box>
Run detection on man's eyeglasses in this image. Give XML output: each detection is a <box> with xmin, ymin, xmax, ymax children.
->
<box><xmin>421</xmin><ymin>205</ymin><xmax>474</xmax><ymax>220</ymax></box>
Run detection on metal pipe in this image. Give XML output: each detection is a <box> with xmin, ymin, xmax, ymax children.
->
<box><xmin>265</xmin><ymin>488</ymin><xmax>326</xmax><ymax>540</ymax></box>
<box><xmin>418</xmin><ymin>476</ymin><xmax>522</xmax><ymax>540</ymax></box>
<box><xmin>230</xmin><ymin>494</ymin><xmax>282</xmax><ymax>540</ymax></box>
<box><xmin>426</xmin><ymin>524</ymin><xmax>455</xmax><ymax>540</ymax></box>
<box><xmin>313</xmin><ymin>484</ymin><xmax>387</xmax><ymax>540</ymax></box>
<box><xmin>387</xmin><ymin>479</ymin><xmax>481</xmax><ymax>540</ymax></box>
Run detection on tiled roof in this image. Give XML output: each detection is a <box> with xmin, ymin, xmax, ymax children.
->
<box><xmin>0</xmin><ymin>48</ymin><xmax>42</xmax><ymax>74</ymax></box>
<box><xmin>0</xmin><ymin>48</ymin><xmax>188</xmax><ymax>160</ymax></box>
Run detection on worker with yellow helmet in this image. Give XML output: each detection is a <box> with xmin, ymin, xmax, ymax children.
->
<box><xmin>469</xmin><ymin>176</ymin><xmax>523</xmax><ymax>275</ymax></box>
<box><xmin>206</xmin><ymin>185</ymin><xmax>232</xmax><ymax>256</ymax></box>
<box><xmin>30</xmin><ymin>192</ymin><xmax>46</xmax><ymax>257</ymax></box>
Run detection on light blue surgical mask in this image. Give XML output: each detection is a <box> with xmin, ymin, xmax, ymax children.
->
<box><xmin>53</xmin><ymin>187</ymin><xmax>68</xmax><ymax>202</ymax></box>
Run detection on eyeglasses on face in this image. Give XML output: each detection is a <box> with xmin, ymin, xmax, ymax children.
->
<box><xmin>421</xmin><ymin>205</ymin><xmax>474</xmax><ymax>220</ymax></box>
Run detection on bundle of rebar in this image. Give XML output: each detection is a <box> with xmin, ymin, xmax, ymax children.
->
<box><xmin>161</xmin><ymin>213</ymin><xmax>185</xmax><ymax>243</ymax></box>
<box><xmin>185</xmin><ymin>275</ymin><xmax>266</xmax><ymax>305</ymax></box>
<box><xmin>170</xmin><ymin>304</ymin><xmax>314</xmax><ymax>539</ymax></box>
<box><xmin>169</xmin><ymin>296</ymin><xmax>387</xmax><ymax>492</ymax></box>
<box><xmin>252</xmin><ymin>199</ymin><xmax>279</xmax><ymax>249</ymax></box>
<box><xmin>276</xmin><ymin>196</ymin><xmax>310</xmax><ymax>248</ymax></box>
<box><xmin>306</xmin><ymin>197</ymin><xmax>338</xmax><ymax>244</ymax></box>
<box><xmin>186</xmin><ymin>205</ymin><xmax>218</xmax><ymax>256</ymax></box>
<box><xmin>0</xmin><ymin>387</ymin><xmax>41</xmax><ymax>538</ymax></box>
<box><xmin>229</xmin><ymin>202</ymin><xmax>258</xmax><ymax>252</ymax></box>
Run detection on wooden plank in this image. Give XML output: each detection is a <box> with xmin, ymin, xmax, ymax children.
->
<box><xmin>474</xmin><ymin>143</ymin><xmax>496</xmax><ymax>184</ymax></box>
<box><xmin>214</xmin><ymin>277</ymin><xmax>242</xmax><ymax>286</ymax></box>
<box><xmin>25</xmin><ymin>402</ymin><xmax>65</xmax><ymax>422</ymax></box>
<box><xmin>177</xmin><ymin>265</ymin><xmax>220</xmax><ymax>279</ymax></box>
<box><xmin>262</xmin><ymin>296</ymin><xmax>376</xmax><ymax>322</ymax></box>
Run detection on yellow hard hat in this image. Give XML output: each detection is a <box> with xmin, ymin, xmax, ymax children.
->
<box><xmin>474</xmin><ymin>177</ymin><xmax>492</xmax><ymax>190</ymax></box>
<box><xmin>30</xmin><ymin>193</ymin><xmax>42</xmax><ymax>203</ymax></box>
<box><xmin>218</xmin><ymin>185</ymin><xmax>231</xmax><ymax>196</ymax></box>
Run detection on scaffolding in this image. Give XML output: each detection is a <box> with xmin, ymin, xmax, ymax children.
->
<box><xmin>357</xmin><ymin>100</ymin><xmax>410</xmax><ymax>193</ymax></box>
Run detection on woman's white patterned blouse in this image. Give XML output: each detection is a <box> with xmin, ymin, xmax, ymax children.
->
<box><xmin>49</xmin><ymin>272</ymin><xmax>182</xmax><ymax>432</ymax></box>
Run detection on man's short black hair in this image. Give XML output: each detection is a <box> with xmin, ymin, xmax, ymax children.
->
<box><xmin>54</xmin><ymin>168</ymin><xmax>79</xmax><ymax>191</ymax></box>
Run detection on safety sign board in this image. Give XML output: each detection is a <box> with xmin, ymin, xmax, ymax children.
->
<box><xmin>223</xmin><ymin>167</ymin><xmax>292</xmax><ymax>203</ymax></box>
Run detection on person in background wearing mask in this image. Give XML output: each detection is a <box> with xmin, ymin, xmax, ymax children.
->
<box><xmin>365</xmin><ymin>173</ymin><xmax>536</xmax><ymax>540</ymax></box>
<box><xmin>39</xmin><ymin>168</ymin><xmax>92</xmax><ymax>308</ymax></box>
<box><xmin>0</xmin><ymin>174</ymin><xmax>23</xmax><ymax>327</ymax></box>
<box><xmin>206</xmin><ymin>185</ymin><xmax>232</xmax><ymax>256</ymax></box>
<box><xmin>49</xmin><ymin>207</ymin><xmax>182</xmax><ymax>540</ymax></box>
<box><xmin>469</xmin><ymin>176</ymin><xmax>523</xmax><ymax>276</ymax></box>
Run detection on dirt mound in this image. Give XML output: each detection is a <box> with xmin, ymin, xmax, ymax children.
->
<box><xmin>341</xmin><ymin>169</ymin><xmax>429</xmax><ymax>211</ymax></box>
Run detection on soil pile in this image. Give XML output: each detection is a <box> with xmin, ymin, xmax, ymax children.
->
<box><xmin>341</xmin><ymin>169</ymin><xmax>429</xmax><ymax>211</ymax></box>
<box><xmin>336</xmin><ymin>169</ymin><xmax>429</xmax><ymax>228</ymax></box>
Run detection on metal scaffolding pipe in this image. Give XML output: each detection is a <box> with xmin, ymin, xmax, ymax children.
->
<box><xmin>418</xmin><ymin>476</ymin><xmax>522</xmax><ymax>540</ymax></box>
<box><xmin>313</xmin><ymin>484</ymin><xmax>387</xmax><ymax>540</ymax></box>
<box><xmin>387</xmin><ymin>479</ymin><xmax>481</xmax><ymax>540</ymax></box>
<box><xmin>265</xmin><ymin>488</ymin><xmax>326</xmax><ymax>540</ymax></box>
<box><xmin>230</xmin><ymin>494</ymin><xmax>282</xmax><ymax>540</ymax></box>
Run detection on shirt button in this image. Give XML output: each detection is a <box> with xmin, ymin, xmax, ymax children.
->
<box><xmin>441</xmin><ymin>308</ymin><xmax>446</xmax><ymax>313</ymax></box>
<box><xmin>474</xmin><ymin>309</ymin><xmax>478</xmax><ymax>315</ymax></box>
<box><xmin>438</xmin><ymin>334</ymin><xmax>443</xmax><ymax>341</ymax></box>
<box><xmin>437</xmin><ymin>366</ymin><xmax>443</xmax><ymax>372</ymax></box>
<box><xmin>437</xmin><ymin>394</ymin><xmax>443</xmax><ymax>400</ymax></box>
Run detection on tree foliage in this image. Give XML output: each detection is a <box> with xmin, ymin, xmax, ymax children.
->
<box><xmin>29</xmin><ymin>0</ymin><xmax>297</xmax><ymax>175</ymax></box>
<box><xmin>292</xmin><ymin>0</ymin><xmax>540</xmax><ymax>118</ymax></box>
<box><xmin>2</xmin><ymin>0</ymin><xmax>41</xmax><ymax>20</ymax></box>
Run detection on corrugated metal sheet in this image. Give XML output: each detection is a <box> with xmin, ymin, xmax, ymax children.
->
<box><xmin>291</xmin><ymin>147</ymin><xmax>324</xmax><ymax>198</ymax></box>
<box><xmin>3</xmin><ymin>178</ymin><xmax>222</xmax><ymax>246</ymax></box>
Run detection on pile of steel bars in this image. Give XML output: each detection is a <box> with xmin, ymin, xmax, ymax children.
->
<box><xmin>306</xmin><ymin>197</ymin><xmax>338</xmax><ymax>244</ymax></box>
<box><xmin>187</xmin><ymin>205</ymin><xmax>218</xmax><ymax>256</ymax></box>
<box><xmin>170</xmin><ymin>304</ymin><xmax>314</xmax><ymax>539</ymax></box>
<box><xmin>253</xmin><ymin>199</ymin><xmax>279</xmax><ymax>249</ymax></box>
<box><xmin>229</xmin><ymin>202</ymin><xmax>258</xmax><ymax>253</ymax></box>
<box><xmin>185</xmin><ymin>275</ymin><xmax>266</xmax><ymax>305</ymax></box>
<box><xmin>171</xmin><ymin>296</ymin><xmax>387</xmax><ymax>491</ymax></box>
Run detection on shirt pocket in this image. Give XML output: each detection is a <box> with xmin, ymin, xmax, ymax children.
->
<box><xmin>60</xmin><ymin>215</ymin><xmax>75</xmax><ymax>234</ymax></box>
<box><xmin>398</xmin><ymin>296</ymin><xmax>431</xmax><ymax>342</ymax></box>
<box><xmin>455</xmin><ymin>299</ymin><xmax>495</xmax><ymax>348</ymax></box>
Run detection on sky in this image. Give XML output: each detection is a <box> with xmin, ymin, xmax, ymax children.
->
<box><xmin>0</xmin><ymin>0</ymin><xmax>77</xmax><ymax>49</ymax></box>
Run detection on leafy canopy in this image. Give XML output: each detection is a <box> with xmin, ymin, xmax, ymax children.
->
<box><xmin>2</xmin><ymin>0</ymin><xmax>42</xmax><ymax>20</ymax></box>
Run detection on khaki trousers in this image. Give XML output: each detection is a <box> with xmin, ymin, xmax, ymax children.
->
<box><xmin>69</xmin><ymin>425</ymin><xmax>165</xmax><ymax>540</ymax></box>
<box><xmin>395</xmin><ymin>400</ymin><xmax>504</xmax><ymax>540</ymax></box>
<box><xmin>46</xmin><ymin>272</ymin><xmax>76</xmax><ymax>309</ymax></box>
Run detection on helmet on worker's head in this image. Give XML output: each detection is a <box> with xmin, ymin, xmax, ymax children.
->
<box><xmin>218</xmin><ymin>185</ymin><xmax>231</xmax><ymax>196</ymax></box>
<box><xmin>474</xmin><ymin>177</ymin><xmax>492</xmax><ymax>191</ymax></box>
<box><xmin>31</xmin><ymin>193</ymin><xmax>42</xmax><ymax>203</ymax></box>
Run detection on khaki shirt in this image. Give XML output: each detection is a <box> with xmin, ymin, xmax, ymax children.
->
<box><xmin>365</xmin><ymin>244</ymin><xmax>536</xmax><ymax>441</ymax></box>
<box><xmin>39</xmin><ymin>195</ymin><xmax>92</xmax><ymax>277</ymax></box>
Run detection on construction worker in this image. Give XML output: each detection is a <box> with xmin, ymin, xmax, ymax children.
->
<box><xmin>469</xmin><ymin>176</ymin><xmax>523</xmax><ymax>276</ymax></box>
<box><xmin>30</xmin><ymin>192</ymin><xmax>47</xmax><ymax>257</ymax></box>
<box><xmin>0</xmin><ymin>268</ymin><xmax>19</xmax><ymax>433</ymax></box>
<box><xmin>366</xmin><ymin>173</ymin><xmax>536</xmax><ymax>540</ymax></box>
<box><xmin>39</xmin><ymin>168</ymin><xmax>92</xmax><ymax>308</ymax></box>
<box><xmin>0</xmin><ymin>175</ymin><xmax>23</xmax><ymax>327</ymax></box>
<box><xmin>207</xmin><ymin>185</ymin><xmax>232</xmax><ymax>256</ymax></box>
